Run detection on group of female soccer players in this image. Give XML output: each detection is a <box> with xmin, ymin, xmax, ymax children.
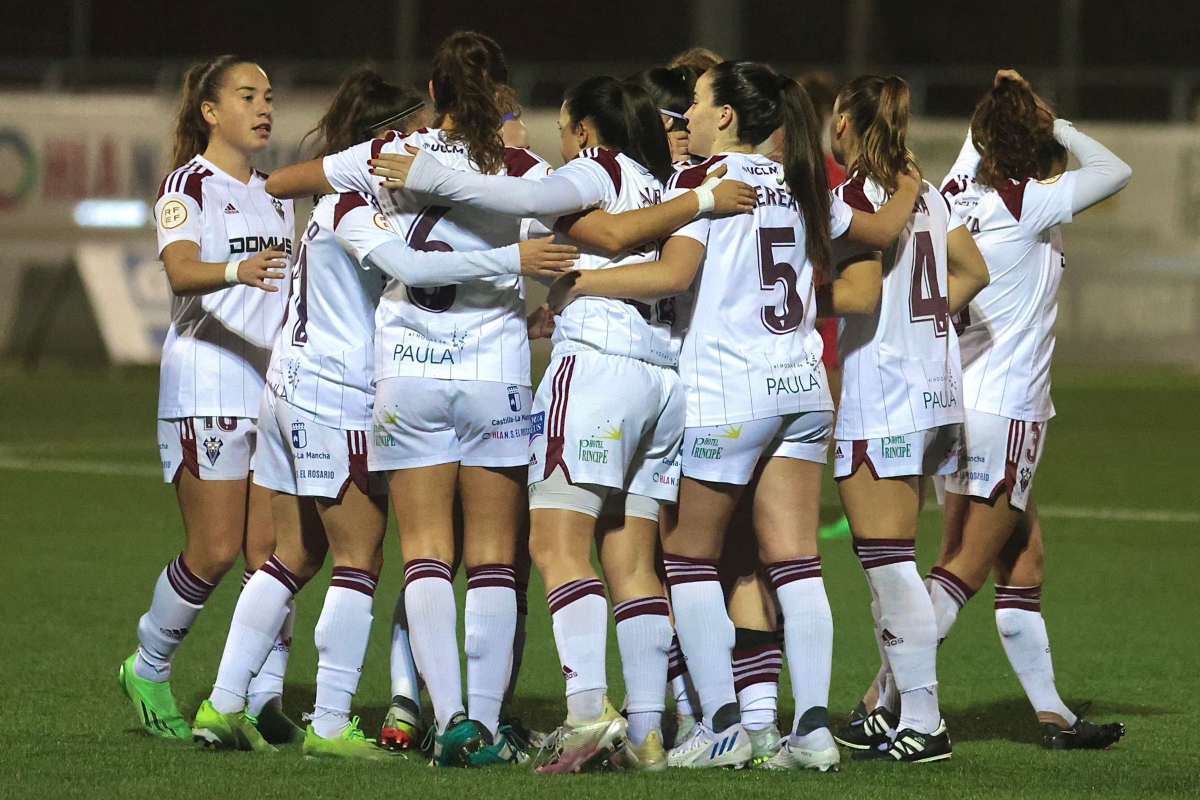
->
<box><xmin>117</xmin><ymin>31</ymin><xmax>1131</xmax><ymax>771</ymax></box>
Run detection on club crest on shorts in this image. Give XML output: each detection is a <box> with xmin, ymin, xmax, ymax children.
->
<box><xmin>291</xmin><ymin>421</ymin><xmax>307</xmax><ymax>449</ymax></box>
<box><xmin>507</xmin><ymin>384</ymin><xmax>522</xmax><ymax>412</ymax></box>
<box><xmin>202</xmin><ymin>436</ymin><xmax>223</xmax><ymax>466</ymax></box>
<box><xmin>1019</xmin><ymin>466</ymin><xmax>1032</xmax><ymax>492</ymax></box>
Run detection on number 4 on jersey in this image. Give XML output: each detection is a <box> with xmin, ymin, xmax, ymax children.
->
<box><xmin>909</xmin><ymin>230</ymin><xmax>948</xmax><ymax>337</ymax></box>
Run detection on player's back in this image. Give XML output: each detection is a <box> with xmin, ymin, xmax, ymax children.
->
<box><xmin>269</xmin><ymin>191</ymin><xmax>391</xmax><ymax>429</ymax></box>
<box><xmin>552</xmin><ymin>148</ymin><xmax>676</xmax><ymax>366</ymax></box>
<box><xmin>941</xmin><ymin>170</ymin><xmax>1073</xmax><ymax>421</ymax></box>
<box><xmin>670</xmin><ymin>152</ymin><xmax>831</xmax><ymax>426</ymax></box>
<box><xmin>834</xmin><ymin>175</ymin><xmax>964</xmax><ymax>439</ymax></box>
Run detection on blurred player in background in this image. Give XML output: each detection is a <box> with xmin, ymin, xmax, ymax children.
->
<box><xmin>825</xmin><ymin>75</ymin><xmax>989</xmax><ymax>763</ymax></box>
<box><xmin>933</xmin><ymin>69</ymin><xmax>1130</xmax><ymax>749</ymax></box>
<box><xmin>118</xmin><ymin>55</ymin><xmax>295</xmax><ymax>742</ymax></box>
<box><xmin>630</xmin><ymin>66</ymin><xmax>696</xmax><ymax>165</ymax></box>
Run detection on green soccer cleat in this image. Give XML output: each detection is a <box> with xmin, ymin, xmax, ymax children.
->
<box><xmin>433</xmin><ymin>714</ymin><xmax>492</xmax><ymax>767</ymax></box>
<box><xmin>380</xmin><ymin>695</ymin><xmax>424</xmax><ymax>753</ymax></box>
<box><xmin>468</xmin><ymin>723</ymin><xmax>531</xmax><ymax>767</ymax></box>
<box><xmin>254</xmin><ymin>699</ymin><xmax>304</xmax><ymax>745</ymax></box>
<box><xmin>192</xmin><ymin>699</ymin><xmax>276</xmax><ymax>753</ymax></box>
<box><xmin>117</xmin><ymin>653</ymin><xmax>191</xmax><ymax>740</ymax></box>
<box><xmin>303</xmin><ymin>717</ymin><xmax>395</xmax><ymax>761</ymax></box>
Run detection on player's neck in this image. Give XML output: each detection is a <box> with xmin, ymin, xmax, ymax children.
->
<box><xmin>202</xmin><ymin>139</ymin><xmax>254</xmax><ymax>184</ymax></box>
<box><xmin>440</xmin><ymin>113</ymin><xmax>458</xmax><ymax>134</ymax></box>
<box><xmin>711</xmin><ymin>131</ymin><xmax>753</xmax><ymax>155</ymax></box>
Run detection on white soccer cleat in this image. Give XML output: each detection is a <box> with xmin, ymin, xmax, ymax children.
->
<box><xmin>762</xmin><ymin>728</ymin><xmax>841</xmax><ymax>773</ymax></box>
<box><xmin>535</xmin><ymin>699</ymin><xmax>629</xmax><ymax>774</ymax></box>
<box><xmin>667</xmin><ymin>722</ymin><xmax>752</xmax><ymax>769</ymax></box>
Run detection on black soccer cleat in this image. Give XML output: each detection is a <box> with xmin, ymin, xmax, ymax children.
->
<box><xmin>835</xmin><ymin>705</ymin><xmax>897</xmax><ymax>751</ymax></box>
<box><xmin>854</xmin><ymin>721</ymin><xmax>952</xmax><ymax>764</ymax></box>
<box><xmin>1042</xmin><ymin>717</ymin><xmax>1125</xmax><ymax>750</ymax></box>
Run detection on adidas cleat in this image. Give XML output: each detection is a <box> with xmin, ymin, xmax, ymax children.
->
<box><xmin>855</xmin><ymin>720</ymin><xmax>952</xmax><ymax>764</ymax></box>
<box><xmin>835</xmin><ymin>705</ymin><xmax>897</xmax><ymax>751</ymax></box>
<box><xmin>468</xmin><ymin>724</ymin><xmax>531</xmax><ymax>767</ymax></box>
<box><xmin>609</xmin><ymin>729</ymin><xmax>667</xmax><ymax>772</ymax></box>
<box><xmin>380</xmin><ymin>695</ymin><xmax>423</xmax><ymax>752</ymax></box>
<box><xmin>747</xmin><ymin>726</ymin><xmax>782</xmax><ymax>767</ymax></box>
<box><xmin>117</xmin><ymin>653</ymin><xmax>191</xmax><ymax>740</ymax></box>
<box><xmin>254</xmin><ymin>699</ymin><xmax>304</xmax><ymax>745</ymax></box>
<box><xmin>536</xmin><ymin>699</ymin><xmax>629</xmax><ymax>774</ymax></box>
<box><xmin>433</xmin><ymin>714</ymin><xmax>491</xmax><ymax>767</ymax></box>
<box><xmin>303</xmin><ymin>717</ymin><xmax>395</xmax><ymax>761</ymax></box>
<box><xmin>667</xmin><ymin>722</ymin><xmax>752</xmax><ymax>769</ymax></box>
<box><xmin>192</xmin><ymin>699</ymin><xmax>276</xmax><ymax>753</ymax></box>
<box><xmin>762</xmin><ymin>729</ymin><xmax>840</xmax><ymax>772</ymax></box>
<box><xmin>1043</xmin><ymin>717</ymin><xmax>1125</xmax><ymax>750</ymax></box>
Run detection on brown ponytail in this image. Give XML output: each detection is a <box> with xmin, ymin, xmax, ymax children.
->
<box><xmin>708</xmin><ymin>62</ymin><xmax>832</xmax><ymax>280</ymax></box>
<box><xmin>837</xmin><ymin>75</ymin><xmax>915</xmax><ymax>194</ymax></box>
<box><xmin>171</xmin><ymin>55</ymin><xmax>249</xmax><ymax>169</ymax></box>
<box><xmin>430</xmin><ymin>31</ymin><xmax>508</xmax><ymax>175</ymax></box>
<box><xmin>302</xmin><ymin>67</ymin><xmax>427</xmax><ymax>158</ymax></box>
<box><xmin>970</xmin><ymin>78</ymin><xmax>1065</xmax><ymax>189</ymax></box>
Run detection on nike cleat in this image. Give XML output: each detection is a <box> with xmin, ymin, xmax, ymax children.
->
<box><xmin>762</xmin><ymin>729</ymin><xmax>840</xmax><ymax>772</ymax></box>
<box><xmin>192</xmin><ymin>699</ymin><xmax>276</xmax><ymax>753</ymax></box>
<box><xmin>117</xmin><ymin>653</ymin><xmax>191</xmax><ymax>740</ymax></box>
<box><xmin>380</xmin><ymin>695</ymin><xmax>423</xmax><ymax>752</ymax></box>
<box><xmin>855</xmin><ymin>720</ymin><xmax>952</xmax><ymax>764</ymax></box>
<box><xmin>667</xmin><ymin>722</ymin><xmax>752</xmax><ymax>769</ymax></box>
<box><xmin>433</xmin><ymin>714</ymin><xmax>491</xmax><ymax>767</ymax></box>
<box><xmin>303</xmin><ymin>717</ymin><xmax>395</xmax><ymax>761</ymax></box>
<box><xmin>1043</xmin><ymin>717</ymin><xmax>1125</xmax><ymax>750</ymax></box>
<box><xmin>536</xmin><ymin>699</ymin><xmax>629</xmax><ymax>774</ymax></box>
<box><xmin>835</xmin><ymin>705</ymin><xmax>897</xmax><ymax>751</ymax></box>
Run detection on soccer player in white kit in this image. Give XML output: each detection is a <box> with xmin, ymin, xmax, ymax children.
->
<box><xmin>117</xmin><ymin>57</ymin><xmax>297</xmax><ymax>741</ymax></box>
<box><xmin>262</xmin><ymin>32</ymin><xmax>578</xmax><ymax>767</ymax></box>
<box><xmin>933</xmin><ymin>70</ymin><xmax>1131</xmax><ymax>749</ymax></box>
<box><xmin>544</xmin><ymin>62</ymin><xmax>921</xmax><ymax>771</ymax></box>
<box><xmin>366</xmin><ymin>75</ymin><xmax>762</xmax><ymax>773</ymax></box>
<box><xmin>824</xmin><ymin>75</ymin><xmax>990</xmax><ymax>763</ymax></box>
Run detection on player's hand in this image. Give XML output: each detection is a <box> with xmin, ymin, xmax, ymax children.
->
<box><xmin>237</xmin><ymin>248</ymin><xmax>287</xmax><ymax>292</ymax></box>
<box><xmin>369</xmin><ymin>145</ymin><xmax>420</xmax><ymax>189</ymax></box>
<box><xmin>502</xmin><ymin>117</ymin><xmax>529</xmax><ymax>149</ymax></box>
<box><xmin>547</xmin><ymin>270</ymin><xmax>581</xmax><ymax>314</ymax></box>
<box><xmin>896</xmin><ymin>164</ymin><xmax>923</xmax><ymax>196</ymax></box>
<box><xmin>518</xmin><ymin>236</ymin><xmax>578</xmax><ymax>280</ymax></box>
<box><xmin>667</xmin><ymin>129</ymin><xmax>690</xmax><ymax>163</ymax></box>
<box><xmin>706</xmin><ymin>165</ymin><xmax>757</xmax><ymax>215</ymax></box>
<box><xmin>526</xmin><ymin>303</ymin><xmax>556</xmax><ymax>340</ymax></box>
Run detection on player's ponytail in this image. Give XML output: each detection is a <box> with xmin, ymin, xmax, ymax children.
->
<box><xmin>303</xmin><ymin>67</ymin><xmax>427</xmax><ymax>158</ymax></box>
<box><xmin>837</xmin><ymin>75</ymin><xmax>916</xmax><ymax>194</ymax></box>
<box><xmin>171</xmin><ymin>54</ymin><xmax>247</xmax><ymax>169</ymax></box>
<box><xmin>709</xmin><ymin>61</ymin><xmax>831</xmax><ymax>280</ymax></box>
<box><xmin>563</xmin><ymin>76</ymin><xmax>673</xmax><ymax>184</ymax></box>
<box><xmin>430</xmin><ymin>30</ymin><xmax>508</xmax><ymax>175</ymax></box>
<box><xmin>970</xmin><ymin>77</ymin><xmax>1065</xmax><ymax>189</ymax></box>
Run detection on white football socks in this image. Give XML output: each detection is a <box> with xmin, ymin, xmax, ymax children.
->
<box><xmin>404</xmin><ymin>559</ymin><xmax>462</xmax><ymax>733</ymax></box>
<box><xmin>928</xmin><ymin>566</ymin><xmax>975</xmax><ymax>643</ymax></box>
<box><xmin>464</xmin><ymin>564</ymin><xmax>518</xmax><ymax>736</ymax></box>
<box><xmin>389</xmin><ymin>592</ymin><xmax>421</xmax><ymax>708</ymax></box>
<box><xmin>766</xmin><ymin>557</ymin><xmax>832</xmax><ymax>736</ymax></box>
<box><xmin>663</xmin><ymin>554</ymin><xmax>736</xmax><ymax>731</ymax></box>
<box><xmin>732</xmin><ymin>632</ymin><xmax>782</xmax><ymax>730</ymax></box>
<box><xmin>995</xmin><ymin>585</ymin><xmax>1077</xmax><ymax>726</ymax></box>
<box><xmin>135</xmin><ymin>554</ymin><xmax>215</xmax><ymax>681</ymax></box>
<box><xmin>246</xmin><ymin>596</ymin><xmax>293</xmax><ymax>717</ymax></box>
<box><xmin>614</xmin><ymin>596</ymin><xmax>672</xmax><ymax>744</ymax></box>
<box><xmin>311</xmin><ymin>569</ymin><xmax>379</xmax><ymax>739</ymax></box>
<box><xmin>548</xmin><ymin>578</ymin><xmax>608</xmax><ymax>723</ymax></box>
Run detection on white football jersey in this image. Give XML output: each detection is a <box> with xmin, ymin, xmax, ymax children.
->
<box><xmin>668</xmin><ymin>153</ymin><xmax>853</xmax><ymax>427</ymax></box>
<box><xmin>550</xmin><ymin>148</ymin><xmax>677</xmax><ymax>366</ymax></box>
<box><xmin>267</xmin><ymin>191</ymin><xmax>395</xmax><ymax>430</ymax></box>
<box><xmin>154</xmin><ymin>155</ymin><xmax>294</xmax><ymax>419</ymax></box>
<box><xmin>941</xmin><ymin>147</ymin><xmax>1077</xmax><ymax>422</ymax></box>
<box><xmin>833</xmin><ymin>174</ymin><xmax>966</xmax><ymax>440</ymax></box>
<box><xmin>323</xmin><ymin>129</ymin><xmax>551</xmax><ymax>386</ymax></box>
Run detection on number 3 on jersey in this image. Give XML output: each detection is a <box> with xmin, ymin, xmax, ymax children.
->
<box><xmin>405</xmin><ymin>205</ymin><xmax>456</xmax><ymax>313</ymax></box>
<box><xmin>909</xmin><ymin>230</ymin><xmax>948</xmax><ymax>337</ymax></box>
<box><xmin>758</xmin><ymin>227</ymin><xmax>803</xmax><ymax>335</ymax></box>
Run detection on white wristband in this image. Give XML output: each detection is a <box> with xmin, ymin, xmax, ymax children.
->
<box><xmin>693</xmin><ymin>185</ymin><xmax>715</xmax><ymax>217</ymax></box>
<box><xmin>224</xmin><ymin>260</ymin><xmax>241</xmax><ymax>285</ymax></box>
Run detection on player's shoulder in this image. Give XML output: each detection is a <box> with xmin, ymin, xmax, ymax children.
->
<box><xmin>157</xmin><ymin>158</ymin><xmax>215</xmax><ymax>207</ymax></box>
<box><xmin>667</xmin><ymin>154</ymin><xmax>727</xmax><ymax>191</ymax></box>
<box><xmin>573</xmin><ymin>146</ymin><xmax>625</xmax><ymax>193</ymax></box>
<box><xmin>503</xmin><ymin>146</ymin><xmax>549</xmax><ymax>179</ymax></box>
<box><xmin>836</xmin><ymin>173</ymin><xmax>878</xmax><ymax>214</ymax></box>
<box><xmin>330</xmin><ymin>190</ymin><xmax>387</xmax><ymax>230</ymax></box>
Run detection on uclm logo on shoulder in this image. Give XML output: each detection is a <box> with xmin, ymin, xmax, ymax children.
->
<box><xmin>507</xmin><ymin>385</ymin><xmax>522</xmax><ymax>412</ymax></box>
<box><xmin>291</xmin><ymin>422</ymin><xmax>307</xmax><ymax>450</ymax></box>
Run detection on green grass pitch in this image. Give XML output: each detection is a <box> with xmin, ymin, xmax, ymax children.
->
<box><xmin>1</xmin><ymin>364</ymin><xmax>1196</xmax><ymax>798</ymax></box>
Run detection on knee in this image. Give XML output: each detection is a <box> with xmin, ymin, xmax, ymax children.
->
<box><xmin>185</xmin><ymin>537</ymin><xmax>241</xmax><ymax>581</ymax></box>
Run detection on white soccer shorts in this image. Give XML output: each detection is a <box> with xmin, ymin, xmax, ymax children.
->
<box><xmin>681</xmin><ymin>410</ymin><xmax>834</xmax><ymax>486</ymax></box>
<box><xmin>253</xmin><ymin>389</ymin><xmax>386</xmax><ymax>500</ymax></box>
<box><xmin>943</xmin><ymin>409</ymin><xmax>1048</xmax><ymax>512</ymax></box>
<box><xmin>833</xmin><ymin>423</ymin><xmax>963</xmax><ymax>480</ymax></box>
<box><xmin>528</xmin><ymin>351</ymin><xmax>683</xmax><ymax>503</ymax></box>
<box><xmin>371</xmin><ymin>376</ymin><xmax>532</xmax><ymax>470</ymax></box>
<box><xmin>157</xmin><ymin>416</ymin><xmax>255</xmax><ymax>483</ymax></box>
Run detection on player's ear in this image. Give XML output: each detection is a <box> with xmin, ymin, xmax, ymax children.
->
<box><xmin>200</xmin><ymin>99</ymin><xmax>218</xmax><ymax>127</ymax></box>
<box><xmin>718</xmin><ymin>104</ymin><xmax>735</xmax><ymax>133</ymax></box>
<box><xmin>427</xmin><ymin>79</ymin><xmax>436</xmax><ymax>103</ymax></box>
